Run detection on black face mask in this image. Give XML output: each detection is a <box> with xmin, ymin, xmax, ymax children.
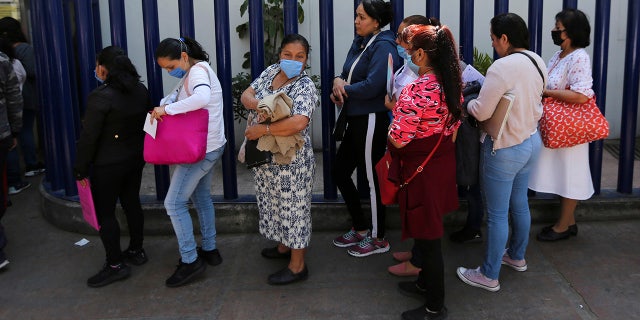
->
<box><xmin>551</xmin><ymin>30</ymin><xmax>564</xmax><ymax>46</ymax></box>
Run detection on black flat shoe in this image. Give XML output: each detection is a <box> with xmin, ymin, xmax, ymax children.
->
<box><xmin>267</xmin><ymin>266</ymin><xmax>308</xmax><ymax>285</ymax></box>
<box><xmin>537</xmin><ymin>226</ymin><xmax>572</xmax><ymax>241</ymax></box>
<box><xmin>401</xmin><ymin>305</ymin><xmax>448</xmax><ymax>320</ymax></box>
<box><xmin>541</xmin><ymin>224</ymin><xmax>578</xmax><ymax>236</ymax></box>
<box><xmin>261</xmin><ymin>246</ymin><xmax>291</xmax><ymax>259</ymax></box>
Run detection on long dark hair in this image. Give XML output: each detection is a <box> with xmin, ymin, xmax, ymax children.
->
<box><xmin>0</xmin><ymin>17</ymin><xmax>28</xmax><ymax>44</ymax></box>
<box><xmin>155</xmin><ymin>37</ymin><xmax>209</xmax><ymax>62</ymax></box>
<box><xmin>97</xmin><ymin>46</ymin><xmax>141</xmax><ymax>93</ymax></box>
<box><xmin>402</xmin><ymin>24</ymin><xmax>462</xmax><ymax>124</ymax></box>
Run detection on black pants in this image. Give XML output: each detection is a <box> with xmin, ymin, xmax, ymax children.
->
<box><xmin>90</xmin><ymin>160</ymin><xmax>145</xmax><ymax>265</ymax></box>
<box><xmin>415</xmin><ymin>238</ymin><xmax>445</xmax><ymax>311</ymax></box>
<box><xmin>0</xmin><ymin>137</ymin><xmax>12</xmax><ymax>261</ymax></box>
<box><xmin>332</xmin><ymin>112</ymin><xmax>389</xmax><ymax>238</ymax></box>
<box><xmin>459</xmin><ymin>184</ymin><xmax>484</xmax><ymax>230</ymax></box>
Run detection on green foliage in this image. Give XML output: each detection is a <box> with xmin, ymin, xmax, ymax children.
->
<box><xmin>232</xmin><ymin>0</ymin><xmax>320</xmax><ymax>122</ymax></box>
<box><xmin>236</xmin><ymin>0</ymin><xmax>305</xmax><ymax>68</ymax></box>
<box><xmin>473</xmin><ymin>47</ymin><xmax>493</xmax><ymax>76</ymax></box>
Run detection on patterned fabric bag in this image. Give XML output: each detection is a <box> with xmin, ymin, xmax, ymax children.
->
<box><xmin>539</xmin><ymin>96</ymin><xmax>609</xmax><ymax>149</ymax></box>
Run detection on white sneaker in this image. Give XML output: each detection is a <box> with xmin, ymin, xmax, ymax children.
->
<box><xmin>0</xmin><ymin>259</ymin><xmax>9</xmax><ymax>270</ymax></box>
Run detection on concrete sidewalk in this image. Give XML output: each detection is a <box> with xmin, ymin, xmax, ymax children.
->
<box><xmin>1</xmin><ymin>176</ymin><xmax>639</xmax><ymax>319</ymax></box>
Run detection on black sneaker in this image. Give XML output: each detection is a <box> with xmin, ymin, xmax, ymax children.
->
<box><xmin>402</xmin><ymin>305</ymin><xmax>448</xmax><ymax>320</ymax></box>
<box><xmin>197</xmin><ymin>247</ymin><xmax>222</xmax><ymax>266</ymax></box>
<box><xmin>449</xmin><ymin>226</ymin><xmax>482</xmax><ymax>243</ymax></box>
<box><xmin>398</xmin><ymin>281</ymin><xmax>427</xmax><ymax>299</ymax></box>
<box><xmin>8</xmin><ymin>181</ymin><xmax>31</xmax><ymax>195</ymax></box>
<box><xmin>87</xmin><ymin>263</ymin><xmax>131</xmax><ymax>288</ymax></box>
<box><xmin>122</xmin><ymin>248</ymin><xmax>148</xmax><ymax>266</ymax></box>
<box><xmin>165</xmin><ymin>257</ymin><xmax>206</xmax><ymax>287</ymax></box>
<box><xmin>25</xmin><ymin>164</ymin><xmax>46</xmax><ymax>177</ymax></box>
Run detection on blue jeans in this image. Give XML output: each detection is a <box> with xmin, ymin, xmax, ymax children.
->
<box><xmin>165</xmin><ymin>145</ymin><xmax>225</xmax><ymax>263</ymax></box>
<box><xmin>481</xmin><ymin>132</ymin><xmax>541</xmax><ymax>280</ymax></box>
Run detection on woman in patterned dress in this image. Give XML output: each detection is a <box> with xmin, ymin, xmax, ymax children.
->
<box><xmin>241</xmin><ymin>34</ymin><xmax>318</xmax><ymax>285</ymax></box>
<box><xmin>388</xmin><ymin>24</ymin><xmax>461</xmax><ymax>320</ymax></box>
<box><xmin>529</xmin><ymin>9</ymin><xmax>594</xmax><ymax>241</ymax></box>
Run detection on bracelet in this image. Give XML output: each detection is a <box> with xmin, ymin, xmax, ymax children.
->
<box><xmin>265</xmin><ymin>124</ymin><xmax>271</xmax><ymax>135</ymax></box>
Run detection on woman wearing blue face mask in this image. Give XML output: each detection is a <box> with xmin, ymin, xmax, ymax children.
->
<box><xmin>241</xmin><ymin>34</ymin><xmax>318</xmax><ymax>285</ymax></box>
<box><xmin>74</xmin><ymin>46</ymin><xmax>151</xmax><ymax>287</ymax></box>
<box><xmin>152</xmin><ymin>37</ymin><xmax>227</xmax><ymax>287</ymax></box>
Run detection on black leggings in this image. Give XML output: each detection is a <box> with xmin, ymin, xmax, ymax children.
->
<box><xmin>332</xmin><ymin>112</ymin><xmax>389</xmax><ymax>238</ymax></box>
<box><xmin>91</xmin><ymin>160</ymin><xmax>145</xmax><ymax>265</ymax></box>
<box><xmin>415</xmin><ymin>238</ymin><xmax>444</xmax><ymax>311</ymax></box>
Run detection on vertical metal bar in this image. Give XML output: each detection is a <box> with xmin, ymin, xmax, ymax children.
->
<box><xmin>214</xmin><ymin>0</ymin><xmax>239</xmax><ymax>199</ymax></box>
<box><xmin>92</xmin><ymin>0</ymin><xmax>102</xmax><ymax>51</ymax></box>
<box><xmin>617</xmin><ymin>0</ymin><xmax>640</xmax><ymax>193</ymax></box>
<box><xmin>391</xmin><ymin>0</ymin><xmax>404</xmax><ymax>34</ymax></box>
<box><xmin>178</xmin><ymin>0</ymin><xmax>195</xmax><ymax>38</ymax></box>
<box><xmin>30</xmin><ymin>0</ymin><xmax>57</xmax><ymax>188</ymax></box>
<box><xmin>283</xmin><ymin>0</ymin><xmax>298</xmax><ymax>35</ymax></box>
<box><xmin>142</xmin><ymin>0</ymin><xmax>170</xmax><ymax>200</ymax></box>
<box><xmin>248</xmin><ymin>0</ymin><xmax>264</xmax><ymax>79</ymax></box>
<box><xmin>63</xmin><ymin>0</ymin><xmax>81</xmax><ymax>136</ymax></box>
<box><xmin>590</xmin><ymin>0</ymin><xmax>611</xmax><ymax>194</ymax></box>
<box><xmin>528</xmin><ymin>0</ymin><xmax>543</xmax><ymax>54</ymax></box>
<box><xmin>108</xmin><ymin>0</ymin><xmax>127</xmax><ymax>51</ymax></box>
<box><xmin>494</xmin><ymin>0</ymin><xmax>509</xmax><ymax>61</ymax></box>
<box><xmin>460</xmin><ymin>0</ymin><xmax>474</xmax><ymax>65</ymax></box>
<box><xmin>426</xmin><ymin>0</ymin><xmax>440</xmax><ymax>19</ymax></box>
<box><xmin>563</xmin><ymin>0</ymin><xmax>578</xmax><ymax>9</ymax></box>
<box><xmin>320</xmin><ymin>0</ymin><xmax>337</xmax><ymax>199</ymax></box>
<box><xmin>44</xmin><ymin>0</ymin><xmax>79</xmax><ymax>195</ymax></box>
<box><xmin>73</xmin><ymin>0</ymin><xmax>97</xmax><ymax>116</ymax></box>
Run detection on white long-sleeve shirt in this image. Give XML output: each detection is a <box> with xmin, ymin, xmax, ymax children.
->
<box><xmin>163</xmin><ymin>61</ymin><xmax>226</xmax><ymax>152</ymax></box>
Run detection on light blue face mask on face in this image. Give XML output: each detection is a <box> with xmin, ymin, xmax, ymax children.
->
<box><xmin>280</xmin><ymin>59</ymin><xmax>303</xmax><ymax>79</ymax></box>
<box><xmin>169</xmin><ymin>67</ymin><xmax>186</xmax><ymax>78</ymax></box>
<box><xmin>94</xmin><ymin>70</ymin><xmax>104</xmax><ymax>83</ymax></box>
<box><xmin>397</xmin><ymin>45</ymin><xmax>420</xmax><ymax>75</ymax></box>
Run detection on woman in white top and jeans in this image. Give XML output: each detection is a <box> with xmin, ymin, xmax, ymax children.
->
<box><xmin>152</xmin><ymin>37</ymin><xmax>226</xmax><ymax>287</ymax></box>
<box><xmin>456</xmin><ymin>13</ymin><xmax>547</xmax><ymax>292</ymax></box>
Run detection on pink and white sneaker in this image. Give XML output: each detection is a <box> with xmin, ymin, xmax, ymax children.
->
<box><xmin>333</xmin><ymin>228</ymin><xmax>367</xmax><ymax>247</ymax></box>
<box><xmin>456</xmin><ymin>266</ymin><xmax>500</xmax><ymax>292</ymax></box>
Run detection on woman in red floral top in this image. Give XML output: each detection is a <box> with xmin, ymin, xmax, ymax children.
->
<box><xmin>387</xmin><ymin>24</ymin><xmax>461</xmax><ymax>320</ymax></box>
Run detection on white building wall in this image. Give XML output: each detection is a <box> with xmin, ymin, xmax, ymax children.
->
<box><xmin>99</xmin><ymin>0</ymin><xmax>636</xmax><ymax>146</ymax></box>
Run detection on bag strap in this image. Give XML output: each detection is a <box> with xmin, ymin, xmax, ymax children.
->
<box><xmin>399</xmin><ymin>126</ymin><xmax>446</xmax><ymax>189</ymax></box>
<box><xmin>514</xmin><ymin>51</ymin><xmax>545</xmax><ymax>93</ymax></box>
<box><xmin>346</xmin><ymin>33</ymin><xmax>379</xmax><ymax>83</ymax></box>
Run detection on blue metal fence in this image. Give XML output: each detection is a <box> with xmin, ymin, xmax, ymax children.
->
<box><xmin>28</xmin><ymin>0</ymin><xmax>639</xmax><ymax>201</ymax></box>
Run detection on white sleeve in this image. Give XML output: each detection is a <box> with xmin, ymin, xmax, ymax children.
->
<box><xmin>165</xmin><ymin>65</ymin><xmax>212</xmax><ymax>115</ymax></box>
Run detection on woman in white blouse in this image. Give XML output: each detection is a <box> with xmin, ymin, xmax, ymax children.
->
<box><xmin>529</xmin><ymin>9</ymin><xmax>595</xmax><ymax>241</ymax></box>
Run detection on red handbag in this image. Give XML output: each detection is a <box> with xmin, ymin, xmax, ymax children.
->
<box><xmin>375</xmin><ymin>131</ymin><xmax>445</xmax><ymax>205</ymax></box>
<box><xmin>539</xmin><ymin>96</ymin><xmax>609</xmax><ymax>149</ymax></box>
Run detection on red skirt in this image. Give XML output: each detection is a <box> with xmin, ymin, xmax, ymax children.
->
<box><xmin>390</xmin><ymin>134</ymin><xmax>459</xmax><ymax>240</ymax></box>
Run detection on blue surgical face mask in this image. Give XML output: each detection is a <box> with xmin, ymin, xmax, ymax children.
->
<box><xmin>397</xmin><ymin>45</ymin><xmax>410</xmax><ymax>61</ymax></box>
<box><xmin>280</xmin><ymin>59</ymin><xmax>303</xmax><ymax>79</ymax></box>
<box><xmin>407</xmin><ymin>59</ymin><xmax>420</xmax><ymax>75</ymax></box>
<box><xmin>94</xmin><ymin>70</ymin><xmax>104</xmax><ymax>83</ymax></box>
<box><xmin>169</xmin><ymin>67</ymin><xmax>186</xmax><ymax>78</ymax></box>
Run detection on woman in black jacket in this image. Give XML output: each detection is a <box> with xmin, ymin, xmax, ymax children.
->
<box><xmin>74</xmin><ymin>46</ymin><xmax>151</xmax><ymax>287</ymax></box>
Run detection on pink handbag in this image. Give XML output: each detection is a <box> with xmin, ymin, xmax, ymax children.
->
<box><xmin>76</xmin><ymin>179</ymin><xmax>99</xmax><ymax>231</ymax></box>
<box><xmin>143</xmin><ymin>109</ymin><xmax>209</xmax><ymax>164</ymax></box>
